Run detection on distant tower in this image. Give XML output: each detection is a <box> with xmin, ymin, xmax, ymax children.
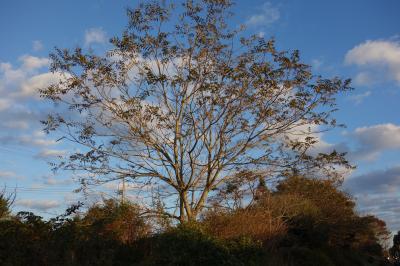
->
<box><xmin>120</xmin><ymin>176</ymin><xmax>126</xmax><ymax>204</ymax></box>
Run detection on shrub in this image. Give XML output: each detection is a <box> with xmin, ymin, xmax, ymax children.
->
<box><xmin>140</xmin><ymin>223</ymin><xmax>267</xmax><ymax>266</ymax></box>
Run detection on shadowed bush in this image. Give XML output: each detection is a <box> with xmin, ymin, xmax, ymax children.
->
<box><xmin>139</xmin><ymin>224</ymin><xmax>267</xmax><ymax>265</ymax></box>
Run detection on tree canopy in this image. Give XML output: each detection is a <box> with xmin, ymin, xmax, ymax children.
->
<box><xmin>41</xmin><ymin>0</ymin><xmax>351</xmax><ymax>222</ymax></box>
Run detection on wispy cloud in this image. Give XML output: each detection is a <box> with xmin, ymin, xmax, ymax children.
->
<box><xmin>35</xmin><ymin>148</ymin><xmax>67</xmax><ymax>159</ymax></box>
<box><xmin>1</xmin><ymin>120</ymin><xmax>29</xmax><ymax>130</ymax></box>
<box><xmin>0</xmin><ymin>170</ymin><xmax>17</xmax><ymax>180</ymax></box>
<box><xmin>41</xmin><ymin>175</ymin><xmax>73</xmax><ymax>186</ymax></box>
<box><xmin>246</xmin><ymin>2</ymin><xmax>280</xmax><ymax>27</ymax></box>
<box><xmin>347</xmin><ymin>90</ymin><xmax>371</xmax><ymax>105</ymax></box>
<box><xmin>17</xmin><ymin>199</ymin><xmax>61</xmax><ymax>211</ymax></box>
<box><xmin>311</xmin><ymin>58</ymin><xmax>323</xmax><ymax>70</ymax></box>
<box><xmin>32</xmin><ymin>40</ymin><xmax>43</xmax><ymax>52</ymax></box>
<box><xmin>0</xmin><ymin>99</ymin><xmax>11</xmax><ymax>111</ymax></box>
<box><xmin>0</xmin><ymin>131</ymin><xmax>57</xmax><ymax>148</ymax></box>
<box><xmin>84</xmin><ymin>27</ymin><xmax>107</xmax><ymax>46</ymax></box>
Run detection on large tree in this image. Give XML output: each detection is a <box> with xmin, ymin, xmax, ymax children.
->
<box><xmin>41</xmin><ymin>0</ymin><xmax>351</xmax><ymax>222</ymax></box>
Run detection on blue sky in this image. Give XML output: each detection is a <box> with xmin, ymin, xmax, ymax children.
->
<box><xmin>1</xmin><ymin>0</ymin><xmax>400</xmax><ymax>230</ymax></box>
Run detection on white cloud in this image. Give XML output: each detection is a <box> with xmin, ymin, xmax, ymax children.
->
<box><xmin>345</xmin><ymin>39</ymin><xmax>400</xmax><ymax>86</ymax></box>
<box><xmin>41</xmin><ymin>175</ymin><xmax>72</xmax><ymax>186</ymax></box>
<box><xmin>345</xmin><ymin>166</ymin><xmax>400</xmax><ymax>194</ymax></box>
<box><xmin>0</xmin><ymin>55</ymin><xmax>70</xmax><ymax>153</ymax></box>
<box><xmin>311</xmin><ymin>58</ymin><xmax>323</xmax><ymax>70</ymax></box>
<box><xmin>284</xmin><ymin>122</ymin><xmax>322</xmax><ymax>143</ymax></box>
<box><xmin>17</xmin><ymin>72</ymin><xmax>65</xmax><ymax>98</ymax></box>
<box><xmin>84</xmin><ymin>27</ymin><xmax>107</xmax><ymax>46</ymax></box>
<box><xmin>0</xmin><ymin>55</ymin><xmax>59</xmax><ymax>99</ymax></box>
<box><xmin>1</xmin><ymin>120</ymin><xmax>29</xmax><ymax>130</ymax></box>
<box><xmin>35</xmin><ymin>149</ymin><xmax>67</xmax><ymax>159</ymax></box>
<box><xmin>0</xmin><ymin>55</ymin><xmax>69</xmax><ymax>163</ymax></box>
<box><xmin>102</xmin><ymin>181</ymin><xmax>150</xmax><ymax>191</ymax></box>
<box><xmin>353</xmin><ymin>72</ymin><xmax>373</xmax><ymax>86</ymax></box>
<box><xmin>246</xmin><ymin>2</ymin><xmax>280</xmax><ymax>27</ymax></box>
<box><xmin>282</xmin><ymin>123</ymin><xmax>353</xmax><ymax>178</ymax></box>
<box><xmin>32</xmin><ymin>40</ymin><xmax>43</xmax><ymax>51</ymax></box>
<box><xmin>22</xmin><ymin>130</ymin><xmax>57</xmax><ymax>147</ymax></box>
<box><xmin>0</xmin><ymin>130</ymin><xmax>57</xmax><ymax>148</ymax></box>
<box><xmin>347</xmin><ymin>90</ymin><xmax>371</xmax><ymax>105</ymax></box>
<box><xmin>19</xmin><ymin>55</ymin><xmax>49</xmax><ymax>71</ymax></box>
<box><xmin>0</xmin><ymin>105</ymin><xmax>43</xmax><ymax>132</ymax></box>
<box><xmin>312</xmin><ymin>123</ymin><xmax>400</xmax><ymax>162</ymax></box>
<box><xmin>350</xmin><ymin>123</ymin><xmax>400</xmax><ymax>161</ymax></box>
<box><xmin>345</xmin><ymin>40</ymin><xmax>400</xmax><ymax>66</ymax></box>
<box><xmin>0</xmin><ymin>62</ymin><xmax>25</xmax><ymax>89</ymax></box>
<box><xmin>0</xmin><ymin>55</ymin><xmax>68</xmax><ymax>134</ymax></box>
<box><xmin>17</xmin><ymin>199</ymin><xmax>60</xmax><ymax>211</ymax></box>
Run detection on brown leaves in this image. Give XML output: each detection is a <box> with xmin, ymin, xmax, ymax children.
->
<box><xmin>41</xmin><ymin>0</ymin><xmax>352</xmax><ymax>222</ymax></box>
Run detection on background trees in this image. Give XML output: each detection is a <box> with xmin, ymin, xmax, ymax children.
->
<box><xmin>390</xmin><ymin>231</ymin><xmax>400</xmax><ymax>265</ymax></box>
<box><xmin>0</xmin><ymin>178</ymin><xmax>391</xmax><ymax>265</ymax></box>
<box><xmin>41</xmin><ymin>0</ymin><xmax>351</xmax><ymax>223</ymax></box>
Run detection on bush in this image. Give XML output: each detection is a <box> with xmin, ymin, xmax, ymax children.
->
<box><xmin>139</xmin><ymin>223</ymin><xmax>267</xmax><ymax>266</ymax></box>
<box><xmin>0</xmin><ymin>214</ymin><xmax>51</xmax><ymax>266</ymax></box>
<box><xmin>280</xmin><ymin>247</ymin><xmax>335</xmax><ymax>266</ymax></box>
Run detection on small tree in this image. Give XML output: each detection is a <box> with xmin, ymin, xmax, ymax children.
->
<box><xmin>274</xmin><ymin>175</ymin><xmax>390</xmax><ymax>252</ymax></box>
<box><xmin>82</xmin><ymin>199</ymin><xmax>150</xmax><ymax>243</ymax></box>
<box><xmin>0</xmin><ymin>187</ymin><xmax>15</xmax><ymax>219</ymax></box>
<box><xmin>41</xmin><ymin>0</ymin><xmax>351</xmax><ymax>222</ymax></box>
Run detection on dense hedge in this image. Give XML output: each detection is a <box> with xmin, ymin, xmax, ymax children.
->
<box><xmin>0</xmin><ymin>176</ymin><xmax>393</xmax><ymax>265</ymax></box>
<box><xmin>0</xmin><ymin>220</ymin><xmax>391</xmax><ymax>266</ymax></box>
